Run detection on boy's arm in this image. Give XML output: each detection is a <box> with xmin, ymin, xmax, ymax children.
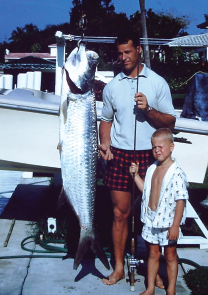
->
<box><xmin>134</xmin><ymin>174</ymin><xmax>144</xmax><ymax>192</ymax></box>
<box><xmin>129</xmin><ymin>163</ymin><xmax>144</xmax><ymax>192</ymax></box>
<box><xmin>167</xmin><ymin>199</ymin><xmax>185</xmax><ymax>241</ymax></box>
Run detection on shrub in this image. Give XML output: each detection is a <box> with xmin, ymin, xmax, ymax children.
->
<box><xmin>183</xmin><ymin>267</ymin><xmax>208</xmax><ymax>295</ymax></box>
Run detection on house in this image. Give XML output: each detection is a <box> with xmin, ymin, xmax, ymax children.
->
<box><xmin>166</xmin><ymin>33</ymin><xmax>208</xmax><ymax>62</ymax></box>
<box><xmin>0</xmin><ymin>45</ymin><xmax>57</xmax><ymax>92</ymax></box>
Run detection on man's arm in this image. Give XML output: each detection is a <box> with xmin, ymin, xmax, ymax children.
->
<box><xmin>135</xmin><ymin>92</ymin><xmax>176</xmax><ymax>130</ymax></box>
<box><xmin>99</xmin><ymin>120</ymin><xmax>113</xmax><ymax>161</ymax></box>
<box><xmin>145</xmin><ymin>108</ymin><xmax>176</xmax><ymax>130</ymax></box>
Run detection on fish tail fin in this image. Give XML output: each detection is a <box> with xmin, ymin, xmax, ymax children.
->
<box><xmin>91</xmin><ymin>238</ymin><xmax>110</xmax><ymax>270</ymax></box>
<box><xmin>73</xmin><ymin>234</ymin><xmax>92</xmax><ymax>270</ymax></box>
<box><xmin>73</xmin><ymin>231</ymin><xmax>110</xmax><ymax>270</ymax></box>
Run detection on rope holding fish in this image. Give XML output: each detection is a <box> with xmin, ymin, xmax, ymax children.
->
<box><xmin>79</xmin><ymin>12</ymin><xmax>87</xmax><ymax>39</ymax></box>
<box><xmin>78</xmin><ymin>13</ymin><xmax>87</xmax><ymax>48</ymax></box>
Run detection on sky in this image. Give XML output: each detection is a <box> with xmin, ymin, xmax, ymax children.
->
<box><xmin>0</xmin><ymin>0</ymin><xmax>207</xmax><ymax>44</ymax></box>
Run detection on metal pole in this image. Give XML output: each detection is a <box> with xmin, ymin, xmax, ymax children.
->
<box><xmin>139</xmin><ymin>0</ymin><xmax>151</xmax><ymax>68</ymax></box>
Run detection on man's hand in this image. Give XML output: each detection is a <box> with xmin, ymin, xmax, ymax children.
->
<box><xmin>99</xmin><ymin>144</ymin><xmax>113</xmax><ymax>161</ymax></box>
<box><xmin>135</xmin><ymin>92</ymin><xmax>149</xmax><ymax>113</ymax></box>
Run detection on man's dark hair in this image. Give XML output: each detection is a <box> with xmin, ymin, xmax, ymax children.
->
<box><xmin>116</xmin><ymin>29</ymin><xmax>140</xmax><ymax>48</ymax></box>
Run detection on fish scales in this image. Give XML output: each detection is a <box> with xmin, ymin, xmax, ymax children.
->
<box><xmin>59</xmin><ymin>43</ymin><xmax>109</xmax><ymax>270</ymax></box>
<box><xmin>61</xmin><ymin>91</ymin><xmax>97</xmax><ymax>228</ymax></box>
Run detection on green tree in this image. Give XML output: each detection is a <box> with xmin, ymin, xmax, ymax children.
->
<box><xmin>31</xmin><ymin>43</ymin><xmax>41</xmax><ymax>53</ymax></box>
<box><xmin>130</xmin><ymin>9</ymin><xmax>190</xmax><ymax>39</ymax></box>
<box><xmin>9</xmin><ymin>26</ymin><xmax>25</xmax><ymax>43</ymax></box>
<box><xmin>9</xmin><ymin>23</ymin><xmax>40</xmax><ymax>52</ymax></box>
<box><xmin>68</xmin><ymin>0</ymin><xmax>130</xmax><ymax>68</ymax></box>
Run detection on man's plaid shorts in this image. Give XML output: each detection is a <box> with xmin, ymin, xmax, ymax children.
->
<box><xmin>103</xmin><ymin>147</ymin><xmax>154</xmax><ymax>192</ymax></box>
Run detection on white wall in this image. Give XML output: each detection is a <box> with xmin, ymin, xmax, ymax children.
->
<box><xmin>17</xmin><ymin>71</ymin><xmax>42</xmax><ymax>90</ymax></box>
<box><xmin>0</xmin><ymin>74</ymin><xmax>13</xmax><ymax>89</ymax></box>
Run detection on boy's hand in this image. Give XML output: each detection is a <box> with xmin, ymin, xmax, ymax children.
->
<box><xmin>167</xmin><ymin>225</ymin><xmax>179</xmax><ymax>241</ymax></box>
<box><xmin>129</xmin><ymin>162</ymin><xmax>139</xmax><ymax>177</ymax></box>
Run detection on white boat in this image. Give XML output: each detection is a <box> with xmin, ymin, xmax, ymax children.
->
<box><xmin>0</xmin><ymin>88</ymin><xmax>60</xmax><ymax>174</ymax></box>
<box><xmin>1</xmin><ymin>86</ymin><xmax>208</xmax><ymax>184</ymax></box>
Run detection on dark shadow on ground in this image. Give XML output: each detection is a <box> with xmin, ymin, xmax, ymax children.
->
<box><xmin>1</xmin><ymin>175</ymin><xmax>207</xmax><ymax>284</ymax></box>
<box><xmin>0</xmin><ymin>182</ymin><xmax>60</xmax><ymax>221</ymax></box>
<box><xmin>74</xmin><ymin>258</ymin><xmax>105</xmax><ymax>282</ymax></box>
<box><xmin>0</xmin><ymin>179</ymin><xmax>114</xmax><ymax>260</ymax></box>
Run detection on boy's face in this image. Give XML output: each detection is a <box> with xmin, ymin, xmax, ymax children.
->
<box><xmin>151</xmin><ymin>136</ymin><xmax>174</xmax><ymax>163</ymax></box>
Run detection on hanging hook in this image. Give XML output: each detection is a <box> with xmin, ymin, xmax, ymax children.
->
<box><xmin>77</xmin><ymin>39</ymin><xmax>83</xmax><ymax>48</ymax></box>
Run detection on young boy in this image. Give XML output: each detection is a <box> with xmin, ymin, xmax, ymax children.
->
<box><xmin>129</xmin><ymin>128</ymin><xmax>189</xmax><ymax>295</ymax></box>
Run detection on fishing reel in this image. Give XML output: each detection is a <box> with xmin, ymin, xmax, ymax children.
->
<box><xmin>128</xmin><ymin>256</ymin><xmax>143</xmax><ymax>269</ymax></box>
<box><xmin>127</xmin><ymin>255</ymin><xmax>144</xmax><ymax>292</ymax></box>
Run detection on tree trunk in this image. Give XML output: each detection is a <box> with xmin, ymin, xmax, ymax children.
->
<box><xmin>139</xmin><ymin>0</ymin><xmax>151</xmax><ymax>68</ymax></box>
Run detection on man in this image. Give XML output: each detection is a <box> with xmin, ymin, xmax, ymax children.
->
<box><xmin>99</xmin><ymin>30</ymin><xmax>176</xmax><ymax>286</ymax></box>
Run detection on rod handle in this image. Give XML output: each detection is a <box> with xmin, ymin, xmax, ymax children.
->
<box><xmin>130</xmin><ymin>268</ymin><xmax>135</xmax><ymax>291</ymax></box>
<box><xmin>131</xmin><ymin>238</ymin><xmax>135</xmax><ymax>255</ymax></box>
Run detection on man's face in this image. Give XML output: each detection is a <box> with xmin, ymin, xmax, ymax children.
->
<box><xmin>117</xmin><ymin>40</ymin><xmax>140</xmax><ymax>76</ymax></box>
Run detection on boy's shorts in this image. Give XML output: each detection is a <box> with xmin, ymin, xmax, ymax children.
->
<box><xmin>103</xmin><ymin>147</ymin><xmax>154</xmax><ymax>192</ymax></box>
<box><xmin>141</xmin><ymin>207</ymin><xmax>182</xmax><ymax>246</ymax></box>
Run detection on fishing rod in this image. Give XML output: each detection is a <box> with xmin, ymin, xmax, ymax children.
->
<box><xmin>128</xmin><ymin>27</ymin><xmax>144</xmax><ymax>292</ymax></box>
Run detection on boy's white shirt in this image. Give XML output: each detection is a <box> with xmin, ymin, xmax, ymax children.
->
<box><xmin>141</xmin><ymin>159</ymin><xmax>189</xmax><ymax>228</ymax></box>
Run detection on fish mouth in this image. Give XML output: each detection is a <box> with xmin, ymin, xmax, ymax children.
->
<box><xmin>65</xmin><ymin>70</ymin><xmax>86</xmax><ymax>95</ymax></box>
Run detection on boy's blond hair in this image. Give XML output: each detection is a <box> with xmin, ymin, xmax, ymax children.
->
<box><xmin>151</xmin><ymin>128</ymin><xmax>174</xmax><ymax>143</ymax></box>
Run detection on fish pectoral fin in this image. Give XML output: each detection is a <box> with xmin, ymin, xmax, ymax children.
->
<box><xmin>61</xmin><ymin>99</ymin><xmax>68</xmax><ymax>124</ymax></box>
<box><xmin>57</xmin><ymin>187</ymin><xmax>67</xmax><ymax>209</ymax></box>
<box><xmin>91</xmin><ymin>238</ymin><xmax>110</xmax><ymax>270</ymax></box>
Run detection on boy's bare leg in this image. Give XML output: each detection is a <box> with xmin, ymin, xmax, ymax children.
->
<box><xmin>164</xmin><ymin>244</ymin><xmax>178</xmax><ymax>295</ymax></box>
<box><xmin>139</xmin><ymin>243</ymin><xmax>161</xmax><ymax>295</ymax></box>
<box><xmin>102</xmin><ymin>190</ymin><xmax>131</xmax><ymax>285</ymax></box>
<box><xmin>155</xmin><ymin>273</ymin><xmax>164</xmax><ymax>289</ymax></box>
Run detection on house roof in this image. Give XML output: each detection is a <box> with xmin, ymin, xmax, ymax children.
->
<box><xmin>0</xmin><ymin>56</ymin><xmax>56</xmax><ymax>70</ymax></box>
<box><xmin>166</xmin><ymin>33</ymin><xmax>208</xmax><ymax>47</ymax></box>
<box><xmin>5</xmin><ymin>53</ymin><xmax>56</xmax><ymax>60</ymax></box>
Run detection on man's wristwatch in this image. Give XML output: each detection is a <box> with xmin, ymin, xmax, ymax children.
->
<box><xmin>146</xmin><ymin>106</ymin><xmax>153</xmax><ymax>114</ymax></box>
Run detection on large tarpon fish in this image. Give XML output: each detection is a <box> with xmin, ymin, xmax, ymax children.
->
<box><xmin>59</xmin><ymin>42</ymin><xmax>110</xmax><ymax>271</ymax></box>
